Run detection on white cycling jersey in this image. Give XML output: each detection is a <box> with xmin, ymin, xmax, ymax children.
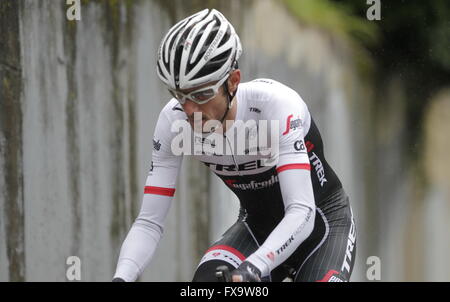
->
<box><xmin>114</xmin><ymin>79</ymin><xmax>342</xmax><ymax>281</ymax></box>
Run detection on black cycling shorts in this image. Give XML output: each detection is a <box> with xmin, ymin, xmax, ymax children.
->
<box><xmin>192</xmin><ymin>188</ymin><xmax>356</xmax><ymax>282</ymax></box>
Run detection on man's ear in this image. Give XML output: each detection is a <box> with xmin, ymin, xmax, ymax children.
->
<box><xmin>228</xmin><ymin>69</ymin><xmax>241</xmax><ymax>94</ymax></box>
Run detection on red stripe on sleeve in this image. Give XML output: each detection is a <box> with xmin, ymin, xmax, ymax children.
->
<box><xmin>276</xmin><ymin>163</ymin><xmax>311</xmax><ymax>173</ymax></box>
<box><xmin>144</xmin><ymin>186</ymin><xmax>176</xmax><ymax>197</ymax></box>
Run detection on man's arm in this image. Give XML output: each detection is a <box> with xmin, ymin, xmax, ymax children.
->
<box><xmin>113</xmin><ymin>107</ymin><xmax>183</xmax><ymax>282</ymax></box>
<box><xmin>243</xmin><ymin>168</ymin><xmax>315</xmax><ymax>278</ymax></box>
<box><xmin>237</xmin><ymin>83</ymin><xmax>316</xmax><ymax>279</ymax></box>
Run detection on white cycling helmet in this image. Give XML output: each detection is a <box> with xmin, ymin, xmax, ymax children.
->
<box><xmin>157</xmin><ymin>9</ymin><xmax>242</xmax><ymax>90</ymax></box>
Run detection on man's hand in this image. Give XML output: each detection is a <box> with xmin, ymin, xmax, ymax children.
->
<box><xmin>231</xmin><ymin>261</ymin><xmax>261</xmax><ymax>282</ymax></box>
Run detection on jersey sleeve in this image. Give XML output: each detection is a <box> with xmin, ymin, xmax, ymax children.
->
<box><xmin>113</xmin><ymin>105</ymin><xmax>183</xmax><ymax>281</ymax></box>
<box><xmin>245</xmin><ymin>84</ymin><xmax>316</xmax><ymax>277</ymax></box>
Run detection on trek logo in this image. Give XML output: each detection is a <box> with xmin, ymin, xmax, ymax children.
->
<box><xmin>225</xmin><ymin>175</ymin><xmax>279</xmax><ymax>190</ymax></box>
<box><xmin>249</xmin><ymin>107</ymin><xmax>261</xmax><ymax>113</ymax></box>
<box><xmin>341</xmin><ymin>212</ymin><xmax>356</xmax><ymax>274</ymax></box>
<box><xmin>276</xmin><ymin>235</ymin><xmax>295</xmax><ymax>255</ymax></box>
<box><xmin>204</xmin><ymin>159</ymin><xmax>267</xmax><ymax>172</ymax></box>
<box><xmin>282</xmin><ymin>114</ymin><xmax>302</xmax><ymax>135</ymax></box>
<box><xmin>309</xmin><ymin>153</ymin><xmax>327</xmax><ymax>187</ymax></box>
<box><xmin>153</xmin><ymin>139</ymin><xmax>161</xmax><ymax>151</ymax></box>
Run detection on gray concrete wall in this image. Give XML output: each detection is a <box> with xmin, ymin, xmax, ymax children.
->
<box><xmin>1</xmin><ymin>0</ymin><xmax>449</xmax><ymax>281</ymax></box>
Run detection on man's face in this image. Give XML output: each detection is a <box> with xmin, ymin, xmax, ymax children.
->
<box><xmin>180</xmin><ymin>82</ymin><xmax>228</xmax><ymax>130</ymax></box>
<box><xmin>171</xmin><ymin>69</ymin><xmax>241</xmax><ymax>131</ymax></box>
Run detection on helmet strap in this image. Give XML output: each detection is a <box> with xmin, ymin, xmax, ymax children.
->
<box><xmin>219</xmin><ymin>81</ymin><xmax>235</xmax><ymax>125</ymax></box>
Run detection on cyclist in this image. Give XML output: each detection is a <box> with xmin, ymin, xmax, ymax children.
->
<box><xmin>113</xmin><ymin>8</ymin><xmax>356</xmax><ymax>282</ymax></box>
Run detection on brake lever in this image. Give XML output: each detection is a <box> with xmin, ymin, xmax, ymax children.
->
<box><xmin>215</xmin><ymin>265</ymin><xmax>232</xmax><ymax>282</ymax></box>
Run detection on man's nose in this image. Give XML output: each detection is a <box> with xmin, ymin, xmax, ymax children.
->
<box><xmin>182</xmin><ymin>100</ymin><xmax>200</xmax><ymax>117</ymax></box>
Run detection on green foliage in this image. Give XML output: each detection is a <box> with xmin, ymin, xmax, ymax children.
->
<box><xmin>331</xmin><ymin>0</ymin><xmax>450</xmax><ymax>160</ymax></box>
<box><xmin>283</xmin><ymin>0</ymin><xmax>450</xmax><ymax>76</ymax></box>
<box><xmin>282</xmin><ymin>0</ymin><xmax>450</xmax><ymax>161</ymax></box>
<box><xmin>329</xmin><ymin>0</ymin><xmax>450</xmax><ymax>73</ymax></box>
<box><xmin>282</xmin><ymin>0</ymin><xmax>379</xmax><ymax>47</ymax></box>
<box><xmin>281</xmin><ymin>0</ymin><xmax>380</xmax><ymax>78</ymax></box>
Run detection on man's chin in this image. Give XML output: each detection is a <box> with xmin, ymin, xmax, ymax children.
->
<box><xmin>189</xmin><ymin>119</ymin><xmax>220</xmax><ymax>133</ymax></box>
<box><xmin>189</xmin><ymin>120</ymin><xmax>206</xmax><ymax>132</ymax></box>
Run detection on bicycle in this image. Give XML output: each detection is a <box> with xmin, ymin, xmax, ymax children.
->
<box><xmin>215</xmin><ymin>265</ymin><xmax>297</xmax><ymax>282</ymax></box>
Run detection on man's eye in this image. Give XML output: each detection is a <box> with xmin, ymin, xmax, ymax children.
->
<box><xmin>192</xmin><ymin>90</ymin><xmax>214</xmax><ymax>100</ymax></box>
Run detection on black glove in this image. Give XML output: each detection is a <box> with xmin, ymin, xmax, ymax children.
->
<box><xmin>112</xmin><ymin>277</ymin><xmax>125</xmax><ymax>282</ymax></box>
<box><xmin>230</xmin><ymin>261</ymin><xmax>261</xmax><ymax>282</ymax></box>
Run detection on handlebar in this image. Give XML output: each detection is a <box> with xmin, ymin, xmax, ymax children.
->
<box><xmin>215</xmin><ymin>265</ymin><xmax>232</xmax><ymax>282</ymax></box>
